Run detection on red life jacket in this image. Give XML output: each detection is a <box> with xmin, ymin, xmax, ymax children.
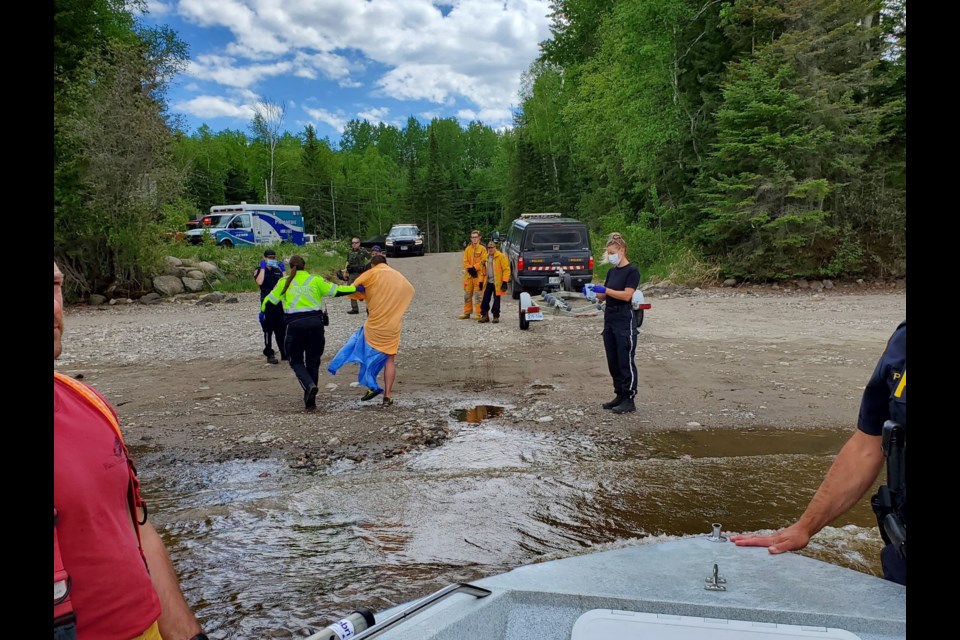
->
<box><xmin>54</xmin><ymin>372</ymin><xmax>148</xmax><ymax>630</ymax></box>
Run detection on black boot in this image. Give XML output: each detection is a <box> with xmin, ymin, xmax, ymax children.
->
<box><xmin>602</xmin><ymin>395</ymin><xmax>625</xmax><ymax>410</ymax></box>
<box><xmin>611</xmin><ymin>398</ymin><xmax>636</xmax><ymax>414</ymax></box>
<box><xmin>304</xmin><ymin>384</ymin><xmax>319</xmax><ymax>409</ymax></box>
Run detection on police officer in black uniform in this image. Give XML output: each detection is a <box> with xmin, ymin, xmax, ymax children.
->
<box><xmin>345</xmin><ymin>237</ymin><xmax>371</xmax><ymax>314</ymax></box>
<box><xmin>731</xmin><ymin>322</ymin><xmax>906</xmax><ymax>586</ymax></box>
<box><xmin>590</xmin><ymin>234</ymin><xmax>642</xmax><ymax>414</ymax></box>
<box><xmin>254</xmin><ymin>248</ymin><xmax>287</xmax><ymax>364</ymax></box>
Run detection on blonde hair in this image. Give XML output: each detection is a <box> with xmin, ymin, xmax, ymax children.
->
<box><xmin>605</xmin><ymin>233</ymin><xmax>627</xmax><ymax>252</ymax></box>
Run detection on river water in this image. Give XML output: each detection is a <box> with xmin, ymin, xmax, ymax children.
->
<box><xmin>134</xmin><ymin>418</ymin><xmax>884</xmax><ymax>639</ymax></box>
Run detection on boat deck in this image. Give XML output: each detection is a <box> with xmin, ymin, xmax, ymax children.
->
<box><xmin>367</xmin><ymin>536</ymin><xmax>906</xmax><ymax>640</ymax></box>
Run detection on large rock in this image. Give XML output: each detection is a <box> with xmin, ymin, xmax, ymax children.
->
<box><xmin>198</xmin><ymin>261</ymin><xmax>220</xmax><ymax>274</ymax></box>
<box><xmin>198</xmin><ymin>291</ymin><xmax>226</xmax><ymax>304</ymax></box>
<box><xmin>153</xmin><ymin>275</ymin><xmax>185</xmax><ymax>296</ymax></box>
<box><xmin>182</xmin><ymin>277</ymin><xmax>206</xmax><ymax>292</ymax></box>
<box><xmin>186</xmin><ymin>269</ymin><xmax>205</xmax><ymax>280</ymax></box>
<box><xmin>163</xmin><ymin>265</ymin><xmax>185</xmax><ymax>277</ymax></box>
<box><xmin>88</xmin><ymin>294</ymin><xmax>108</xmax><ymax>305</ymax></box>
<box><xmin>722</xmin><ymin>278</ymin><xmax>737</xmax><ymax>287</ymax></box>
<box><xmin>165</xmin><ymin>256</ymin><xmax>183</xmax><ymax>267</ymax></box>
<box><xmin>180</xmin><ymin>258</ymin><xmax>201</xmax><ymax>268</ymax></box>
<box><xmin>139</xmin><ymin>292</ymin><xmax>163</xmax><ymax>305</ymax></box>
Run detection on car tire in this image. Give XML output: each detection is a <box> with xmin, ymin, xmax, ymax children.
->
<box><xmin>510</xmin><ymin>278</ymin><xmax>521</xmax><ymax>300</ymax></box>
<box><xmin>219</xmin><ymin>239</ymin><xmax>233</xmax><ymax>248</ymax></box>
<box><xmin>519</xmin><ymin>308</ymin><xmax>530</xmax><ymax>331</ymax></box>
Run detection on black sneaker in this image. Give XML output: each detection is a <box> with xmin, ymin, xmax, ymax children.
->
<box><xmin>602</xmin><ymin>396</ymin><xmax>625</xmax><ymax>410</ymax></box>
<box><xmin>304</xmin><ymin>384</ymin><xmax>319</xmax><ymax>408</ymax></box>
<box><xmin>382</xmin><ymin>396</ymin><xmax>394</xmax><ymax>407</ymax></box>
<box><xmin>347</xmin><ymin>309</ymin><xmax>360</xmax><ymax>314</ymax></box>
<box><xmin>267</xmin><ymin>355</ymin><xmax>279</xmax><ymax>365</ymax></box>
<box><xmin>611</xmin><ymin>398</ymin><xmax>636</xmax><ymax>414</ymax></box>
<box><xmin>361</xmin><ymin>388</ymin><xmax>382</xmax><ymax>402</ymax></box>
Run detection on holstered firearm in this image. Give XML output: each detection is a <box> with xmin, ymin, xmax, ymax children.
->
<box><xmin>870</xmin><ymin>420</ymin><xmax>906</xmax><ymax>557</ymax></box>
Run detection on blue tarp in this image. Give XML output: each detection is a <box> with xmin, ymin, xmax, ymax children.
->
<box><xmin>327</xmin><ymin>326</ymin><xmax>389</xmax><ymax>393</ymax></box>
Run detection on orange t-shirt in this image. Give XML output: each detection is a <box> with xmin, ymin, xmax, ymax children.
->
<box><xmin>350</xmin><ymin>264</ymin><xmax>416</xmax><ymax>354</ymax></box>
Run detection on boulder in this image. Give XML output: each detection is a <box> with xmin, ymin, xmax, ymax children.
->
<box><xmin>139</xmin><ymin>292</ymin><xmax>163</xmax><ymax>305</ymax></box>
<box><xmin>152</xmin><ymin>275</ymin><xmax>185</xmax><ymax>296</ymax></box>
<box><xmin>182</xmin><ymin>277</ymin><xmax>206</xmax><ymax>292</ymax></box>
<box><xmin>88</xmin><ymin>294</ymin><xmax>108</xmax><ymax>305</ymax></box>
<box><xmin>198</xmin><ymin>292</ymin><xmax>226</xmax><ymax>304</ymax></box>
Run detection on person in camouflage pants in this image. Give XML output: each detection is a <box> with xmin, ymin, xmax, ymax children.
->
<box><xmin>345</xmin><ymin>237</ymin><xmax>371</xmax><ymax>314</ymax></box>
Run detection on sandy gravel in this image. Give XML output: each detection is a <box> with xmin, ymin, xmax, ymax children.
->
<box><xmin>55</xmin><ymin>252</ymin><xmax>907</xmax><ymax>467</ymax></box>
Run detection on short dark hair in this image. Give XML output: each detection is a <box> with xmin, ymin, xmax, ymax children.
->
<box><xmin>370</xmin><ymin>254</ymin><xmax>387</xmax><ymax>266</ymax></box>
<box><xmin>263</xmin><ymin>249</ymin><xmax>277</xmax><ymax>257</ymax></box>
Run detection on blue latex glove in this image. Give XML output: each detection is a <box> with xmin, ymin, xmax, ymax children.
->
<box><xmin>259</xmin><ymin>260</ymin><xmax>267</xmax><ymax>270</ymax></box>
<box><xmin>258</xmin><ymin>311</ymin><xmax>265</xmax><ymax>322</ymax></box>
<box><xmin>355</xmin><ymin>284</ymin><xmax>366</xmax><ymax>293</ymax></box>
<box><xmin>591</xmin><ymin>284</ymin><xmax>606</xmax><ymax>294</ymax></box>
<box><xmin>278</xmin><ymin>261</ymin><xmax>285</xmax><ymax>273</ymax></box>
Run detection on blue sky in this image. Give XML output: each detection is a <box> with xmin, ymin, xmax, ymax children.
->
<box><xmin>139</xmin><ymin>1</ymin><xmax>554</xmax><ymax>145</ymax></box>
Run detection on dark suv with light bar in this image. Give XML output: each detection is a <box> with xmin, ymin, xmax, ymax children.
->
<box><xmin>501</xmin><ymin>213</ymin><xmax>593</xmax><ymax>299</ymax></box>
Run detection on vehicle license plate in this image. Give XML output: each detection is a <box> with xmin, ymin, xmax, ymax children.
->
<box><xmin>526</xmin><ymin>312</ymin><xmax>544</xmax><ymax>321</ymax></box>
<box><xmin>401</xmin><ymin>246</ymin><xmax>408</xmax><ymax>250</ymax></box>
<box><xmin>548</xmin><ymin>276</ymin><xmax>560</xmax><ymax>284</ymax></box>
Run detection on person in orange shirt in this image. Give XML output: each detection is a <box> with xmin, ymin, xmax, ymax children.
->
<box><xmin>459</xmin><ymin>230</ymin><xmax>487</xmax><ymax>319</ymax></box>
<box><xmin>327</xmin><ymin>255</ymin><xmax>416</xmax><ymax>406</ymax></box>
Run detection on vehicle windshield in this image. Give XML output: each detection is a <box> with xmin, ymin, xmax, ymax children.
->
<box><xmin>389</xmin><ymin>226</ymin><xmax>419</xmax><ymax>236</ymax></box>
<box><xmin>210</xmin><ymin>215</ymin><xmax>233</xmax><ymax>228</ymax></box>
<box><xmin>524</xmin><ymin>227</ymin><xmax>588</xmax><ymax>250</ymax></box>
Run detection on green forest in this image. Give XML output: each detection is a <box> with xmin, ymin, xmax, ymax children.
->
<box><xmin>54</xmin><ymin>0</ymin><xmax>906</xmax><ymax>296</ymax></box>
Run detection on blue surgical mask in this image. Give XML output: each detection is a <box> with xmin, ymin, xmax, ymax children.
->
<box><xmin>267</xmin><ymin>259</ymin><xmax>278</xmax><ymax>268</ymax></box>
<box><xmin>607</xmin><ymin>252</ymin><xmax>621</xmax><ymax>266</ymax></box>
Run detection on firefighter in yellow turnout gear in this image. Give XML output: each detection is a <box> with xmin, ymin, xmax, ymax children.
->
<box><xmin>460</xmin><ymin>230</ymin><xmax>488</xmax><ymax>319</ymax></box>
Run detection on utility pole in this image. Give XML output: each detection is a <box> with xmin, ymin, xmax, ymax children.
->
<box><xmin>330</xmin><ymin>181</ymin><xmax>337</xmax><ymax>240</ymax></box>
<box><xmin>264</xmin><ymin>179</ymin><xmax>269</xmax><ymax>204</ymax></box>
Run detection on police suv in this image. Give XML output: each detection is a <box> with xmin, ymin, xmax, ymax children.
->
<box><xmin>501</xmin><ymin>213</ymin><xmax>593</xmax><ymax>299</ymax></box>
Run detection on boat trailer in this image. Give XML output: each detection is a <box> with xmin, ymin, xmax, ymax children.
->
<box><xmin>518</xmin><ymin>267</ymin><xmax>651</xmax><ymax>330</ymax></box>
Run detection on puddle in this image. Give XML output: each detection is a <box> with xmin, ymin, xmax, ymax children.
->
<box><xmin>450</xmin><ymin>405</ymin><xmax>505</xmax><ymax>423</ymax></box>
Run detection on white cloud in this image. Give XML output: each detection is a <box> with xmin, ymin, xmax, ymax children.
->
<box><xmin>356</xmin><ymin>106</ymin><xmax>394</xmax><ymax>126</ymax></box>
<box><xmin>173</xmin><ymin>0</ymin><xmax>552</xmax><ymax>116</ymax></box>
<box><xmin>143</xmin><ymin>1</ymin><xmax>173</xmax><ymax>18</ymax></box>
<box><xmin>173</xmin><ymin>95</ymin><xmax>256</xmax><ymax>120</ymax></box>
<box><xmin>304</xmin><ymin>107</ymin><xmax>349</xmax><ymax>133</ymax></box>
<box><xmin>187</xmin><ymin>55</ymin><xmax>293</xmax><ymax>89</ymax></box>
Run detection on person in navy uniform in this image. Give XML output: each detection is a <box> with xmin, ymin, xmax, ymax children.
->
<box><xmin>254</xmin><ymin>248</ymin><xmax>287</xmax><ymax>364</ymax></box>
<box><xmin>588</xmin><ymin>234</ymin><xmax>642</xmax><ymax>414</ymax></box>
<box><xmin>731</xmin><ymin>322</ymin><xmax>906</xmax><ymax>586</ymax></box>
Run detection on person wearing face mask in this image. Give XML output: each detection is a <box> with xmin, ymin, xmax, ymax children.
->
<box><xmin>255</xmin><ymin>248</ymin><xmax>287</xmax><ymax>364</ymax></box>
<box><xmin>587</xmin><ymin>235</ymin><xmax>642</xmax><ymax>414</ymax></box>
